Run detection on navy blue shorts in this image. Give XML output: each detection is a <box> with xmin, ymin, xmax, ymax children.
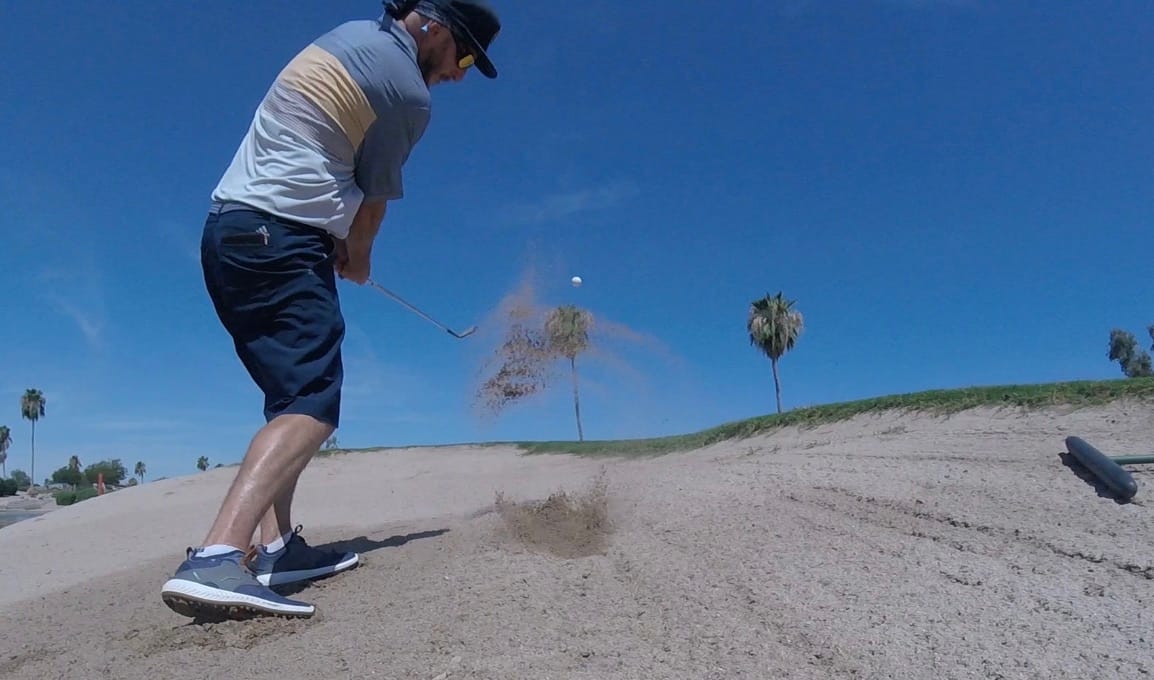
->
<box><xmin>200</xmin><ymin>204</ymin><xmax>344</xmax><ymax>428</ymax></box>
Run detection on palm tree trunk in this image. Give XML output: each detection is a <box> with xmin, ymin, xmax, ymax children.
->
<box><xmin>30</xmin><ymin>422</ymin><xmax>36</xmax><ymax>490</ymax></box>
<box><xmin>570</xmin><ymin>355</ymin><xmax>584</xmax><ymax>442</ymax></box>
<box><xmin>772</xmin><ymin>358</ymin><xmax>782</xmax><ymax>414</ymax></box>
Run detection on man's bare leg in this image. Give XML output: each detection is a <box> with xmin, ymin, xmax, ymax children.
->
<box><xmin>245</xmin><ymin>436</ymin><xmax>359</xmax><ymax>589</ymax></box>
<box><xmin>258</xmin><ymin>475</ymin><xmax>300</xmax><ymax>547</ymax></box>
<box><xmin>201</xmin><ymin>413</ymin><xmax>332</xmax><ymax>551</ymax></box>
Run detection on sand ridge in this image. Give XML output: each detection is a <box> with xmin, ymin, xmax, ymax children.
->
<box><xmin>2</xmin><ymin>403</ymin><xmax>1153</xmax><ymax>678</ymax></box>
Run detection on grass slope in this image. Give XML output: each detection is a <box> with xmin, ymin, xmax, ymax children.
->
<box><xmin>509</xmin><ymin>378</ymin><xmax>1154</xmax><ymax>458</ymax></box>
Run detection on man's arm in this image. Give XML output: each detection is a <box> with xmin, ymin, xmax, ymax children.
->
<box><xmin>336</xmin><ymin>199</ymin><xmax>386</xmax><ymax>284</ymax></box>
<box><xmin>349</xmin><ymin>199</ymin><xmax>386</xmax><ymax>251</ymax></box>
<box><xmin>340</xmin><ymin>93</ymin><xmax>429</xmax><ymax>284</ymax></box>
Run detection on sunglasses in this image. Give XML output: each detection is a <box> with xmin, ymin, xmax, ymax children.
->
<box><xmin>450</xmin><ymin>29</ymin><xmax>476</xmax><ymax>70</ymax></box>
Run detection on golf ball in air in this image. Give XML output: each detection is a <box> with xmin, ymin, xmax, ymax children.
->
<box><xmin>571</xmin><ymin>276</ymin><xmax>582</xmax><ymax>287</ymax></box>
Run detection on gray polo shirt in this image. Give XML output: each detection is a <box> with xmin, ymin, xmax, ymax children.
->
<box><xmin>211</xmin><ymin>16</ymin><xmax>431</xmax><ymax>239</ymax></box>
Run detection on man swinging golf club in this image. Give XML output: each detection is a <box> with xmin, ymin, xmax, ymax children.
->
<box><xmin>160</xmin><ymin>0</ymin><xmax>503</xmax><ymax>620</ymax></box>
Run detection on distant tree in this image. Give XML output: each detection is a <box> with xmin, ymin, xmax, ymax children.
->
<box><xmin>84</xmin><ymin>459</ymin><xmax>127</xmax><ymax>486</ymax></box>
<box><xmin>68</xmin><ymin>455</ymin><xmax>81</xmax><ymax>473</ymax></box>
<box><xmin>0</xmin><ymin>478</ymin><xmax>16</xmax><ymax>497</ymax></box>
<box><xmin>9</xmin><ymin>469</ymin><xmax>30</xmax><ymax>491</ymax></box>
<box><xmin>197</xmin><ymin>456</ymin><xmax>209</xmax><ymax>471</ymax></box>
<box><xmin>544</xmin><ymin>304</ymin><xmax>594</xmax><ymax>441</ymax></box>
<box><xmin>323</xmin><ymin>434</ymin><xmax>338</xmax><ymax>450</ymax></box>
<box><xmin>134</xmin><ymin>461</ymin><xmax>146</xmax><ymax>483</ymax></box>
<box><xmin>20</xmin><ymin>389</ymin><xmax>46</xmax><ymax>490</ymax></box>
<box><xmin>0</xmin><ymin>425</ymin><xmax>10</xmax><ymax>478</ymax></box>
<box><xmin>747</xmin><ymin>292</ymin><xmax>805</xmax><ymax>414</ymax></box>
<box><xmin>1108</xmin><ymin>328</ymin><xmax>1154</xmax><ymax>378</ymax></box>
<box><xmin>50</xmin><ymin>465</ymin><xmax>84</xmax><ymax>487</ymax></box>
<box><xmin>474</xmin><ymin>281</ymin><xmax>658</xmax><ymax>442</ymax></box>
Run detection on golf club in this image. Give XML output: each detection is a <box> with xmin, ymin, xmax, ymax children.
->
<box><xmin>366</xmin><ymin>278</ymin><xmax>477</xmax><ymax>339</ymax></box>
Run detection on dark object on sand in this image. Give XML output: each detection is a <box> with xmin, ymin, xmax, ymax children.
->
<box><xmin>1065</xmin><ymin>436</ymin><xmax>1141</xmax><ymax>502</ymax></box>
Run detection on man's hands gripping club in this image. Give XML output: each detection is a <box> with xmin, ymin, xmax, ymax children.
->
<box><xmin>335</xmin><ymin>200</ymin><xmax>386</xmax><ymax>284</ymax></box>
<box><xmin>335</xmin><ymin>199</ymin><xmax>475</xmax><ymax>338</ymax></box>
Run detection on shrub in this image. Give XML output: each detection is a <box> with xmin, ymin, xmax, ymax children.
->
<box><xmin>54</xmin><ymin>487</ymin><xmax>100</xmax><ymax>506</ymax></box>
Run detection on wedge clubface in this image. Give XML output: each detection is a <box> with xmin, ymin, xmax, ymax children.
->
<box><xmin>366</xmin><ymin>279</ymin><xmax>477</xmax><ymax>339</ymax></box>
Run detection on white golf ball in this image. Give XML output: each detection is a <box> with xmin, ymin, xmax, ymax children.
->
<box><xmin>571</xmin><ymin>276</ymin><xmax>583</xmax><ymax>287</ymax></box>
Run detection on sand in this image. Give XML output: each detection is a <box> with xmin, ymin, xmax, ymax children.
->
<box><xmin>2</xmin><ymin>401</ymin><xmax>1153</xmax><ymax>679</ymax></box>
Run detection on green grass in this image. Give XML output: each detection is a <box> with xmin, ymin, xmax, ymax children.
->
<box><xmin>506</xmin><ymin>377</ymin><xmax>1154</xmax><ymax>458</ymax></box>
<box><xmin>310</xmin><ymin>378</ymin><xmax>1154</xmax><ymax>460</ymax></box>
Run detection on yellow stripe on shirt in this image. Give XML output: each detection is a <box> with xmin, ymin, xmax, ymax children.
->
<box><xmin>277</xmin><ymin>44</ymin><xmax>377</xmax><ymax>150</ymax></box>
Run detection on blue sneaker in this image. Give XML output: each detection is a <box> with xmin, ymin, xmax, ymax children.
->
<box><xmin>249</xmin><ymin>525</ymin><xmax>360</xmax><ymax>587</ymax></box>
<box><xmin>160</xmin><ymin>547</ymin><xmax>316</xmax><ymax>619</ymax></box>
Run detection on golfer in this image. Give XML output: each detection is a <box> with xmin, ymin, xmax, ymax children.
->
<box><xmin>160</xmin><ymin>0</ymin><xmax>503</xmax><ymax>619</ymax></box>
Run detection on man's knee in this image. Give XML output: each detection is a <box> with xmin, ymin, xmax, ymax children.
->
<box><xmin>268</xmin><ymin>397</ymin><xmax>341</xmax><ymax>431</ymax></box>
<box><xmin>268</xmin><ymin>412</ymin><xmax>336</xmax><ymax>436</ymax></box>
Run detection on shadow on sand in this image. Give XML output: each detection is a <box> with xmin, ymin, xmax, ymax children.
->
<box><xmin>1057</xmin><ymin>451</ymin><xmax>1137</xmax><ymax>506</ymax></box>
<box><xmin>178</xmin><ymin>529</ymin><xmax>451</xmax><ymax>625</ymax></box>
<box><xmin>271</xmin><ymin>528</ymin><xmax>450</xmax><ymax>596</ymax></box>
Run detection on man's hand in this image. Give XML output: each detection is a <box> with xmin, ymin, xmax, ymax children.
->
<box><xmin>333</xmin><ymin>238</ymin><xmax>350</xmax><ymax>274</ymax></box>
<box><xmin>335</xmin><ymin>199</ymin><xmax>386</xmax><ymax>285</ymax></box>
<box><xmin>338</xmin><ymin>239</ymin><xmax>372</xmax><ymax>284</ymax></box>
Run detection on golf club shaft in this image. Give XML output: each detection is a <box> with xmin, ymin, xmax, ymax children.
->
<box><xmin>366</xmin><ymin>278</ymin><xmax>476</xmax><ymax>338</ymax></box>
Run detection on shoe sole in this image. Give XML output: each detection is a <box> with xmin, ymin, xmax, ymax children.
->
<box><xmin>255</xmin><ymin>553</ymin><xmax>361</xmax><ymax>586</ymax></box>
<box><xmin>160</xmin><ymin>579</ymin><xmax>315</xmax><ymax>620</ymax></box>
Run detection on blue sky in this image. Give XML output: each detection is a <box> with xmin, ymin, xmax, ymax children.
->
<box><xmin>1</xmin><ymin>1</ymin><xmax>1151</xmax><ymax>482</ymax></box>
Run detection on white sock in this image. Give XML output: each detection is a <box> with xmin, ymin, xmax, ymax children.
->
<box><xmin>196</xmin><ymin>544</ymin><xmax>243</xmax><ymax>557</ymax></box>
<box><xmin>264</xmin><ymin>531</ymin><xmax>293</xmax><ymax>553</ymax></box>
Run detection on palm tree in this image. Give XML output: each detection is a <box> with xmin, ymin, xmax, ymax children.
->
<box><xmin>20</xmin><ymin>389</ymin><xmax>45</xmax><ymax>490</ymax></box>
<box><xmin>545</xmin><ymin>304</ymin><xmax>593</xmax><ymax>441</ymax></box>
<box><xmin>196</xmin><ymin>456</ymin><xmax>209</xmax><ymax>471</ymax></box>
<box><xmin>747</xmin><ymin>292</ymin><xmax>805</xmax><ymax>414</ymax></box>
<box><xmin>0</xmin><ymin>425</ymin><xmax>10</xmax><ymax>478</ymax></box>
<box><xmin>65</xmin><ymin>455</ymin><xmax>81</xmax><ymax>489</ymax></box>
<box><xmin>134</xmin><ymin>461</ymin><xmax>146</xmax><ymax>483</ymax></box>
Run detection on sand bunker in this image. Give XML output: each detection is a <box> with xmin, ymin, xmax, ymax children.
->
<box><xmin>3</xmin><ymin>404</ymin><xmax>1154</xmax><ymax>679</ymax></box>
<box><xmin>494</xmin><ymin>469</ymin><xmax>613</xmax><ymax>559</ymax></box>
